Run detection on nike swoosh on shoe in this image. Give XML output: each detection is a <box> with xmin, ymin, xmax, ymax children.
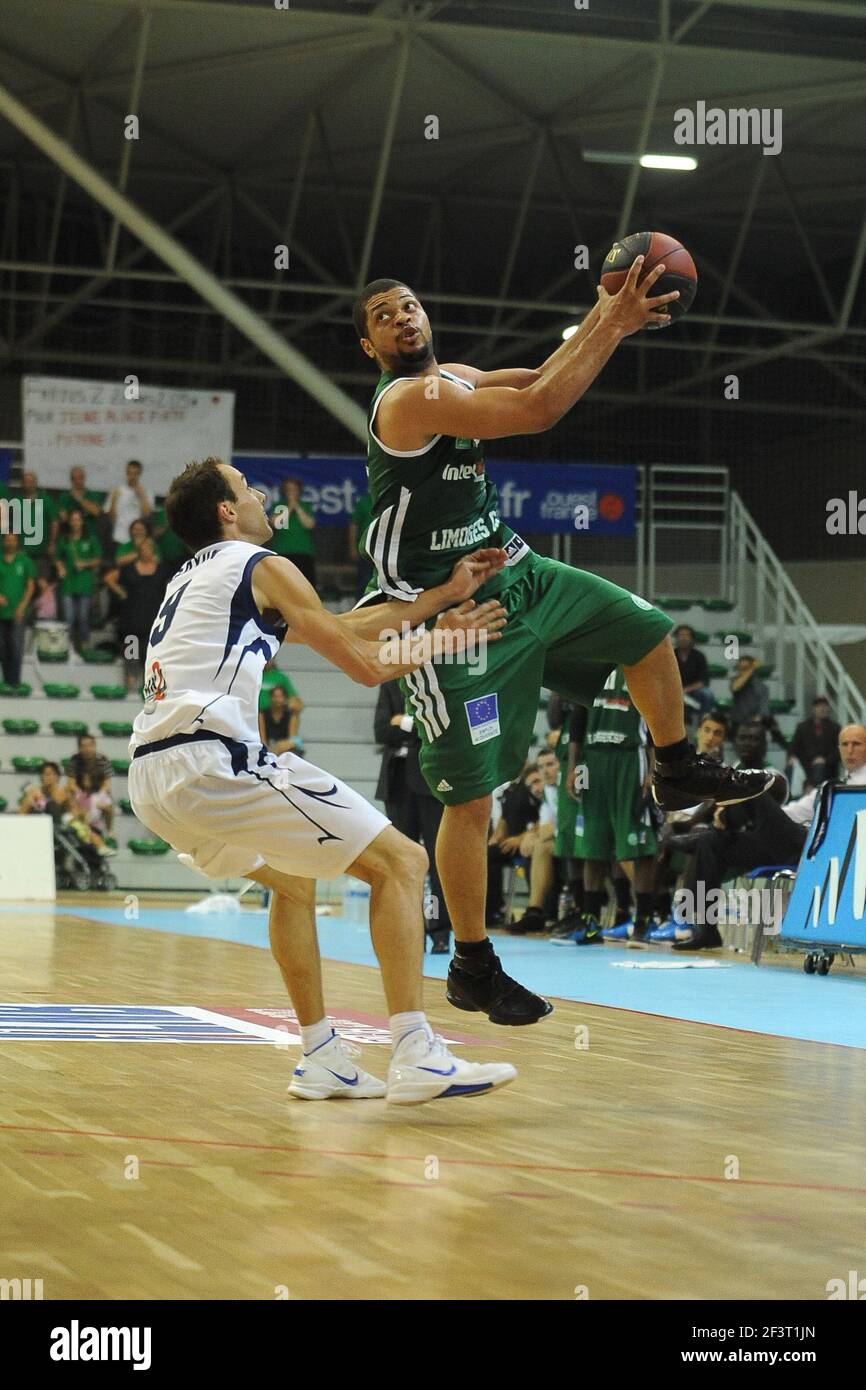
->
<box><xmin>325</xmin><ymin>1069</ymin><xmax>360</xmax><ymax>1085</ymax></box>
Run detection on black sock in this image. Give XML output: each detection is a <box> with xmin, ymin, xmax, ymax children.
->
<box><xmin>583</xmin><ymin>889</ymin><xmax>604</xmax><ymax>921</ymax></box>
<box><xmin>655</xmin><ymin>737</ymin><xmax>691</xmax><ymax>765</ymax></box>
<box><xmin>454</xmin><ymin>937</ymin><xmax>494</xmax><ymax>965</ymax></box>
<box><xmin>568</xmin><ymin>875</ymin><xmax>584</xmax><ymax>912</ymax></box>
<box><xmin>613</xmin><ymin>877</ymin><xmax>631</xmax><ymax>912</ymax></box>
<box><xmin>636</xmin><ymin>892</ymin><xmax>654</xmax><ymax>920</ymax></box>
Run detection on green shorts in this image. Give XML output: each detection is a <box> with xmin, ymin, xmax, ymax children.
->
<box><xmin>403</xmin><ymin>551</ymin><xmax>673</xmax><ymax>806</ymax></box>
<box><xmin>572</xmin><ymin>745</ymin><xmax>658</xmax><ymax>862</ymax></box>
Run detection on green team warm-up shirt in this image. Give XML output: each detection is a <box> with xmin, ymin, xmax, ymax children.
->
<box><xmin>585</xmin><ymin>666</ymin><xmax>647</xmax><ymax>750</ymax></box>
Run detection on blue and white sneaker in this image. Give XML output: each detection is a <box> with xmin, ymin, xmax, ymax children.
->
<box><xmin>603</xmin><ymin>921</ymin><xmax>633</xmax><ymax>941</ymax></box>
<box><xmin>288</xmin><ymin>1032</ymin><xmax>387</xmax><ymax>1101</ymax></box>
<box><xmin>648</xmin><ymin>920</ymin><xmax>679</xmax><ymax>943</ymax></box>
<box><xmin>387</xmin><ymin>1027</ymin><xmax>517</xmax><ymax>1106</ymax></box>
<box><xmin>550</xmin><ymin>914</ymin><xmax>604</xmax><ymax>946</ymax></box>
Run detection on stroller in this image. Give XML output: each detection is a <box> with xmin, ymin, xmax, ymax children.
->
<box><xmin>52</xmin><ymin>817</ymin><xmax>118</xmax><ymax>892</ymax></box>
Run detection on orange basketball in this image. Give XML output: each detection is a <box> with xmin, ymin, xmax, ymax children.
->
<box><xmin>600</xmin><ymin>231</ymin><xmax>697</xmax><ymax>328</ymax></box>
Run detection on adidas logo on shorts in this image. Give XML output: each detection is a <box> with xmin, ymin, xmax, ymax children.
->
<box><xmin>437</xmin><ymin>779</ymin><xmax>453</xmax><ymax>792</ymax></box>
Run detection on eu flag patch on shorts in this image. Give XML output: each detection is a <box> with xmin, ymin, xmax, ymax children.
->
<box><xmin>464</xmin><ymin>692</ymin><xmax>500</xmax><ymax>745</ymax></box>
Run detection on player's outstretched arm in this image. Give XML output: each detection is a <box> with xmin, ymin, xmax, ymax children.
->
<box><xmin>439</xmin><ymin>304</ymin><xmax>601</xmax><ymax>390</ymax></box>
<box><xmin>336</xmin><ymin>546</ymin><xmax>509</xmax><ymax>642</ymax></box>
<box><xmin>381</xmin><ymin>259</ymin><xmax>678</xmax><ymax>442</ymax></box>
<box><xmin>252</xmin><ymin>555</ymin><xmax>497</xmax><ymax>687</ymax></box>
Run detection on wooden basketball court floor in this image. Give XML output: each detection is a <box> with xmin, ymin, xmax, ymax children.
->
<box><xmin>2</xmin><ymin>897</ymin><xmax>865</xmax><ymax>1302</ymax></box>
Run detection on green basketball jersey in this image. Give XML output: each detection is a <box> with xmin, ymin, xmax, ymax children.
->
<box><xmin>585</xmin><ymin>667</ymin><xmax>646</xmax><ymax>751</ymax></box>
<box><xmin>362</xmin><ymin>368</ymin><xmax>526</xmax><ymax>601</ymax></box>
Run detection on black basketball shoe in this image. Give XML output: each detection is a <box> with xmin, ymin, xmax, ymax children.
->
<box><xmin>653</xmin><ymin>754</ymin><xmax>782</xmax><ymax>812</ymax></box>
<box><xmin>446</xmin><ymin>952</ymin><xmax>553</xmax><ymax>1026</ymax></box>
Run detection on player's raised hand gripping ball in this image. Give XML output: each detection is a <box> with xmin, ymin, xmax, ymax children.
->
<box><xmin>601</xmin><ymin>232</ymin><xmax>697</xmax><ymax>328</ymax></box>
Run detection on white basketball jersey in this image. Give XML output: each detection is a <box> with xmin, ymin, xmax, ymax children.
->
<box><xmin>130</xmin><ymin>540</ymin><xmax>283</xmax><ymax>751</ymax></box>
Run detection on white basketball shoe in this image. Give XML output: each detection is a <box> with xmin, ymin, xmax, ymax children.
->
<box><xmin>387</xmin><ymin>1027</ymin><xmax>517</xmax><ymax>1106</ymax></box>
<box><xmin>287</xmin><ymin>1032</ymin><xmax>387</xmax><ymax>1101</ymax></box>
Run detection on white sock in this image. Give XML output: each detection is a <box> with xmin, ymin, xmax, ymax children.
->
<box><xmin>390</xmin><ymin>1011</ymin><xmax>432</xmax><ymax>1053</ymax></box>
<box><xmin>300</xmin><ymin>1018</ymin><xmax>335</xmax><ymax>1055</ymax></box>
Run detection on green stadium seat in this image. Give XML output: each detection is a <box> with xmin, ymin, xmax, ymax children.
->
<box><xmin>757</xmin><ymin>664</ymin><xmax>775</xmax><ymax>678</ymax></box>
<box><xmin>770</xmin><ymin>698</ymin><xmax>795</xmax><ymax>714</ymax></box>
<box><xmin>707</xmin><ymin>663</ymin><xmax>727</xmax><ymax>678</ymax></box>
<box><xmin>699</xmin><ymin>599</ymin><xmax>735</xmax><ymax>612</ymax></box>
<box><xmin>119</xmin><ymin>798</ymin><xmax>134</xmax><ymax>815</ymax></box>
<box><xmin>111</xmin><ymin>758</ymin><xmax>131</xmax><ymax>774</ymax></box>
<box><xmin>691</xmin><ymin>629</ymin><xmax>710</xmax><ymax>645</ymax></box>
<box><xmin>128</xmin><ymin>838</ymin><xmax>170</xmax><ymax>855</ymax></box>
<box><xmin>43</xmin><ymin>683</ymin><xmax>80</xmax><ymax>699</ymax></box>
<box><xmin>51</xmin><ymin>720</ymin><xmax>88</xmax><ymax>737</ymax></box>
<box><xmin>12</xmin><ymin>756</ymin><xmax>43</xmax><ymax>772</ymax></box>
<box><xmin>0</xmin><ymin>682</ymin><xmax>31</xmax><ymax>698</ymax></box>
<box><xmin>0</xmin><ymin>797</ymin><xmax>7</xmax><ymax>813</ymax></box>
<box><xmin>3</xmin><ymin>719</ymin><xmax>39</xmax><ymax>735</ymax></box>
<box><xmin>715</xmin><ymin>697</ymin><xmax>733</xmax><ymax>710</ymax></box>
<box><xmin>81</xmin><ymin>649</ymin><xmax>116</xmax><ymax>665</ymax></box>
<box><xmin>99</xmin><ymin>721</ymin><xmax>134</xmax><ymax>738</ymax></box>
<box><xmin>37</xmin><ymin>649</ymin><xmax>68</xmax><ymax>664</ymax></box>
<box><xmin>654</xmin><ymin>597</ymin><xmax>694</xmax><ymax>611</ymax></box>
<box><xmin>90</xmin><ymin>684</ymin><xmax>126</xmax><ymax>700</ymax></box>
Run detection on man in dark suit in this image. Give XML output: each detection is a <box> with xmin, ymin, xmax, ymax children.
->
<box><xmin>787</xmin><ymin>696</ymin><xmax>841</xmax><ymax>789</ymax></box>
<box><xmin>374</xmin><ymin>680</ymin><xmax>451</xmax><ymax>953</ymax></box>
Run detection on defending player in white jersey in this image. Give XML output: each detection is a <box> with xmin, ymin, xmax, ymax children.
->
<box><xmin>128</xmin><ymin>458</ymin><xmax>516</xmax><ymax>1105</ymax></box>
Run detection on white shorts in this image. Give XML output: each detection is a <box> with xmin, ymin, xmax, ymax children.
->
<box><xmin>128</xmin><ymin>735</ymin><xmax>389</xmax><ymax>882</ymax></box>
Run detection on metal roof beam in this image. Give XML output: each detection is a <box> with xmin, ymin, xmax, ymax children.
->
<box><xmin>0</xmin><ymin>77</ymin><xmax>366</xmax><ymax>440</ymax></box>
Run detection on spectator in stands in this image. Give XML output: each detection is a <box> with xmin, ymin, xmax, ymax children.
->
<box><xmin>729</xmin><ymin>655</ymin><xmax>770</xmax><ymax>733</ymax></box>
<box><xmin>55</xmin><ymin>508</ymin><xmax>102</xmax><ymax>654</ymax></box>
<box><xmin>19</xmin><ymin>760</ymin><xmax>70</xmax><ymax>822</ymax></box>
<box><xmin>34</xmin><ymin>564</ymin><xmax>59</xmax><ymax>621</ymax></box>
<box><xmin>104</xmin><ymin>536</ymin><xmax>168</xmax><ymax>694</ymax></box>
<box><xmin>259</xmin><ymin>659</ymin><xmax>304</xmax><ymax>739</ymax></box>
<box><xmin>57</xmin><ymin>466</ymin><xmax>106</xmax><ymax>542</ymax></box>
<box><xmin>348</xmin><ymin>489</ymin><xmax>375</xmax><ymax>599</ymax></box>
<box><xmin>269</xmin><ymin>477</ymin><xmax>316</xmax><ymax>585</ymax></box>
<box><xmin>487</xmin><ymin>763</ymin><xmax>543</xmax><ymax>929</ymax></box>
<box><xmin>508</xmin><ymin>747</ymin><xmax>560</xmax><ymax>932</ymax></box>
<box><xmin>259</xmin><ymin>683</ymin><xmax>302</xmax><ymax>756</ymax></box>
<box><xmin>19</xmin><ymin>759</ymin><xmax>116</xmax><ymax>856</ymax></box>
<box><xmin>672</xmin><ymin>724</ymin><xmax>866</xmax><ymax>951</ymax></box>
<box><xmin>673</xmin><ymin>624</ymin><xmax>713</xmax><ymax>724</ymax></box>
<box><xmin>17</xmin><ymin>471</ymin><xmax>58</xmax><ymax>558</ymax></box>
<box><xmin>787</xmin><ymin>696</ymin><xmax>841</xmax><ymax>790</ymax></box>
<box><xmin>0</xmin><ymin>532</ymin><xmax>36</xmax><ymax>688</ymax></box>
<box><xmin>374</xmin><ymin>679</ymin><xmax>451</xmax><ymax>953</ymax></box>
<box><xmin>105</xmin><ymin>459</ymin><xmax>152</xmax><ymax>554</ymax></box>
<box><xmin>115</xmin><ymin>518</ymin><xmax>156</xmax><ymax>568</ymax></box>
<box><xmin>67</xmin><ymin>732</ymin><xmax>114</xmax><ymax>835</ymax></box>
<box><xmin>150</xmin><ymin>501</ymin><xmax>189</xmax><ymax>576</ymax></box>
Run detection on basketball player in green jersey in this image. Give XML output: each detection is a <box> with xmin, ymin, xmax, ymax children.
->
<box><xmin>556</xmin><ymin>666</ymin><xmax>659</xmax><ymax>948</ymax></box>
<box><xmin>352</xmin><ymin>261</ymin><xmax>777</xmax><ymax>1026</ymax></box>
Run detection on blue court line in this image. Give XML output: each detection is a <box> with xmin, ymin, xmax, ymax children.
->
<box><xmin>3</xmin><ymin>902</ymin><xmax>865</xmax><ymax>1050</ymax></box>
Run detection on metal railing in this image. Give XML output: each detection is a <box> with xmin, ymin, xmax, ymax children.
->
<box><xmin>729</xmin><ymin>490</ymin><xmax>864</xmax><ymax>725</ymax></box>
<box><xmin>645</xmin><ymin>464</ymin><xmax>730</xmax><ymax>600</ymax></box>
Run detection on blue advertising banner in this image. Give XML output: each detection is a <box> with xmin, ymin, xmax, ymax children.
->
<box><xmin>235</xmin><ymin>454</ymin><xmax>636</xmax><ymax>536</ymax></box>
<box><xmin>780</xmin><ymin>786</ymin><xmax>866</xmax><ymax>947</ymax></box>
